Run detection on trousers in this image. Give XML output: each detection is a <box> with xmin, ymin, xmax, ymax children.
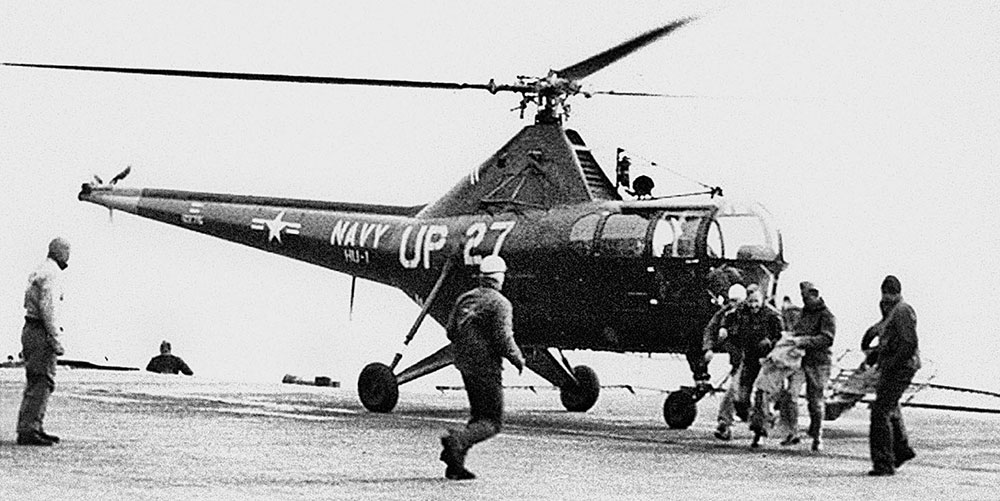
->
<box><xmin>18</xmin><ymin>320</ymin><xmax>58</xmax><ymax>435</ymax></box>
<box><xmin>785</xmin><ymin>362</ymin><xmax>831</xmax><ymax>438</ymax></box>
<box><xmin>870</xmin><ymin>371</ymin><xmax>916</xmax><ymax>471</ymax></box>
<box><xmin>717</xmin><ymin>364</ymin><xmax>740</xmax><ymax>427</ymax></box>
<box><xmin>451</xmin><ymin>371</ymin><xmax>504</xmax><ymax>454</ymax></box>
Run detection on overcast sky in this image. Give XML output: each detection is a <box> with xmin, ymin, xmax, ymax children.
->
<box><xmin>2</xmin><ymin>1</ymin><xmax>998</xmax><ymax>393</ymax></box>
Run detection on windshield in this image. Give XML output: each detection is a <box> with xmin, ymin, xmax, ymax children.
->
<box><xmin>713</xmin><ymin>213</ymin><xmax>778</xmax><ymax>260</ymax></box>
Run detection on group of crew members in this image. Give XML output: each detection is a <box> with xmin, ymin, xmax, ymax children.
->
<box><xmin>11</xmin><ymin>237</ymin><xmax>920</xmax><ymax>479</ymax></box>
<box><xmin>699</xmin><ymin>281</ymin><xmax>832</xmax><ymax>451</ymax></box>
<box><xmin>696</xmin><ymin>275</ymin><xmax>920</xmax><ymax>476</ymax></box>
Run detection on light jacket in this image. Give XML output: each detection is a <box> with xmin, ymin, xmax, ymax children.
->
<box><xmin>23</xmin><ymin>257</ymin><xmax>65</xmax><ymax>355</ymax></box>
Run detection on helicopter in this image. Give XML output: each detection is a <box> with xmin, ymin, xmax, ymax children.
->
<box><xmin>5</xmin><ymin>16</ymin><xmax>788</xmax><ymax>428</ymax></box>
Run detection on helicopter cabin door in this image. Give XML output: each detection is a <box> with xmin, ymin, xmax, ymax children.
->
<box><xmin>587</xmin><ymin>211</ymin><xmax>662</xmax><ymax>351</ymax></box>
<box><xmin>647</xmin><ymin>209</ymin><xmax>716</xmax><ymax>352</ymax></box>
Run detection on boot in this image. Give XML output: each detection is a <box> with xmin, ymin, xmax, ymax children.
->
<box><xmin>17</xmin><ymin>431</ymin><xmax>53</xmax><ymax>446</ymax></box>
<box><xmin>779</xmin><ymin>434</ymin><xmax>801</xmax><ymax>446</ymax></box>
<box><xmin>894</xmin><ymin>449</ymin><xmax>916</xmax><ymax>468</ymax></box>
<box><xmin>867</xmin><ymin>467</ymin><xmax>895</xmax><ymax>476</ymax></box>
<box><xmin>39</xmin><ymin>430</ymin><xmax>60</xmax><ymax>444</ymax></box>
<box><xmin>445</xmin><ymin>465</ymin><xmax>477</xmax><ymax>480</ymax></box>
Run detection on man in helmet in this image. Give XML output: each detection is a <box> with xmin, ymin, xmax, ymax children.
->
<box><xmin>687</xmin><ymin>283</ymin><xmax>747</xmax><ymax>393</ymax></box>
<box><xmin>16</xmin><ymin>237</ymin><xmax>71</xmax><ymax>446</ymax></box>
<box><xmin>702</xmin><ymin>283</ymin><xmax>746</xmax><ymax>440</ymax></box>
<box><xmin>439</xmin><ymin>254</ymin><xmax>525</xmax><ymax>480</ymax></box>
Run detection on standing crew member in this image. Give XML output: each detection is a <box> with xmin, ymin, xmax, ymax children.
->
<box><xmin>146</xmin><ymin>340</ymin><xmax>194</xmax><ymax>375</ymax></box>
<box><xmin>16</xmin><ymin>237</ymin><xmax>71</xmax><ymax>446</ymax></box>
<box><xmin>788</xmin><ymin>281</ymin><xmax>836</xmax><ymax>451</ymax></box>
<box><xmin>439</xmin><ymin>255</ymin><xmax>525</xmax><ymax>480</ymax></box>
<box><xmin>867</xmin><ymin>275</ymin><xmax>920</xmax><ymax>476</ymax></box>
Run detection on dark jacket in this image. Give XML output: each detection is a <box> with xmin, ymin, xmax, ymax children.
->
<box><xmin>724</xmin><ymin>303</ymin><xmax>784</xmax><ymax>360</ymax></box>
<box><xmin>861</xmin><ymin>298</ymin><xmax>895</xmax><ymax>364</ymax></box>
<box><xmin>446</xmin><ymin>285</ymin><xmax>524</xmax><ymax>375</ymax></box>
<box><xmin>702</xmin><ymin>300</ymin><xmax>740</xmax><ymax>352</ymax></box>
<box><xmin>792</xmin><ymin>298</ymin><xmax>836</xmax><ymax>366</ymax></box>
<box><xmin>146</xmin><ymin>354</ymin><xmax>193</xmax><ymax>375</ymax></box>
<box><xmin>875</xmin><ymin>295</ymin><xmax>920</xmax><ymax>382</ymax></box>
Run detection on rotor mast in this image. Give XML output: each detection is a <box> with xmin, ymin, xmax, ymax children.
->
<box><xmin>529</xmin><ymin>71</ymin><xmax>579</xmax><ymax>124</ymax></box>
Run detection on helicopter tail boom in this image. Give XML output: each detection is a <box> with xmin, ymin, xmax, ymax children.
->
<box><xmin>78</xmin><ymin>181</ymin><xmax>427</xmax><ymax>284</ymax></box>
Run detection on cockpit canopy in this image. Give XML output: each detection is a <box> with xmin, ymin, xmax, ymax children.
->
<box><xmin>572</xmin><ymin>198</ymin><xmax>783</xmax><ymax>263</ymax></box>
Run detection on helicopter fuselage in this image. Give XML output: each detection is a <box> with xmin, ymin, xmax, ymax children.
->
<box><xmin>79</xmin><ymin>171</ymin><xmax>785</xmax><ymax>356</ymax></box>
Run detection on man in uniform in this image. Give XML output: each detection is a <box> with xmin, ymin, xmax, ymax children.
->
<box><xmin>713</xmin><ymin>285</ymin><xmax>783</xmax><ymax>441</ymax></box>
<box><xmin>146</xmin><ymin>340</ymin><xmax>194</xmax><ymax>375</ymax></box>
<box><xmin>439</xmin><ymin>255</ymin><xmax>525</xmax><ymax>480</ymax></box>
<box><xmin>695</xmin><ymin>284</ymin><xmax>746</xmax><ymax>389</ymax></box>
<box><xmin>17</xmin><ymin>237</ymin><xmax>70</xmax><ymax>446</ymax></box>
<box><xmin>867</xmin><ymin>275</ymin><xmax>920</xmax><ymax>476</ymax></box>
<box><xmin>788</xmin><ymin>281</ymin><xmax>836</xmax><ymax>451</ymax></box>
<box><xmin>702</xmin><ymin>284</ymin><xmax>746</xmax><ymax>440</ymax></box>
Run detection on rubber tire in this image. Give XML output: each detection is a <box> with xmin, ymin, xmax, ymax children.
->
<box><xmin>560</xmin><ymin>365</ymin><xmax>601</xmax><ymax>412</ymax></box>
<box><xmin>663</xmin><ymin>388</ymin><xmax>698</xmax><ymax>429</ymax></box>
<box><xmin>358</xmin><ymin>362</ymin><xmax>399</xmax><ymax>413</ymax></box>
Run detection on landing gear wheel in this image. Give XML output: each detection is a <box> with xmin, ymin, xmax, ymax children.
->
<box><xmin>663</xmin><ymin>388</ymin><xmax>698</xmax><ymax>429</ymax></box>
<box><xmin>358</xmin><ymin>362</ymin><xmax>399</xmax><ymax>413</ymax></box>
<box><xmin>560</xmin><ymin>365</ymin><xmax>600</xmax><ymax>412</ymax></box>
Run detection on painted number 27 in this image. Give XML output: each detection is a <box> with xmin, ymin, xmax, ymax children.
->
<box><xmin>463</xmin><ymin>221</ymin><xmax>516</xmax><ymax>266</ymax></box>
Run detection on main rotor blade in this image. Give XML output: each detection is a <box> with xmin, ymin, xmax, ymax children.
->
<box><xmin>3</xmin><ymin>62</ymin><xmax>506</xmax><ymax>92</ymax></box>
<box><xmin>555</xmin><ymin>17</ymin><xmax>695</xmax><ymax>81</ymax></box>
<box><xmin>589</xmin><ymin>90</ymin><xmax>699</xmax><ymax>98</ymax></box>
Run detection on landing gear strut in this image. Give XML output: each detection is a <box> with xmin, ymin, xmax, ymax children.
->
<box><xmin>357</xmin><ymin>258</ymin><xmax>456</xmax><ymax>413</ymax></box>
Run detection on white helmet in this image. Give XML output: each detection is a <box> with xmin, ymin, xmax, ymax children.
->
<box><xmin>479</xmin><ymin>255</ymin><xmax>507</xmax><ymax>274</ymax></box>
<box><xmin>727</xmin><ymin>284</ymin><xmax>747</xmax><ymax>301</ymax></box>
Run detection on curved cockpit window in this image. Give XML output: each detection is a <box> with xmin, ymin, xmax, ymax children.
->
<box><xmin>714</xmin><ymin>213</ymin><xmax>778</xmax><ymax>260</ymax></box>
<box><xmin>651</xmin><ymin>212</ymin><xmax>700</xmax><ymax>258</ymax></box>
<box><xmin>601</xmin><ymin>214</ymin><xmax>649</xmax><ymax>257</ymax></box>
<box><xmin>570</xmin><ymin>213</ymin><xmax>601</xmax><ymax>242</ymax></box>
<box><xmin>706</xmin><ymin>219</ymin><xmax>723</xmax><ymax>258</ymax></box>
